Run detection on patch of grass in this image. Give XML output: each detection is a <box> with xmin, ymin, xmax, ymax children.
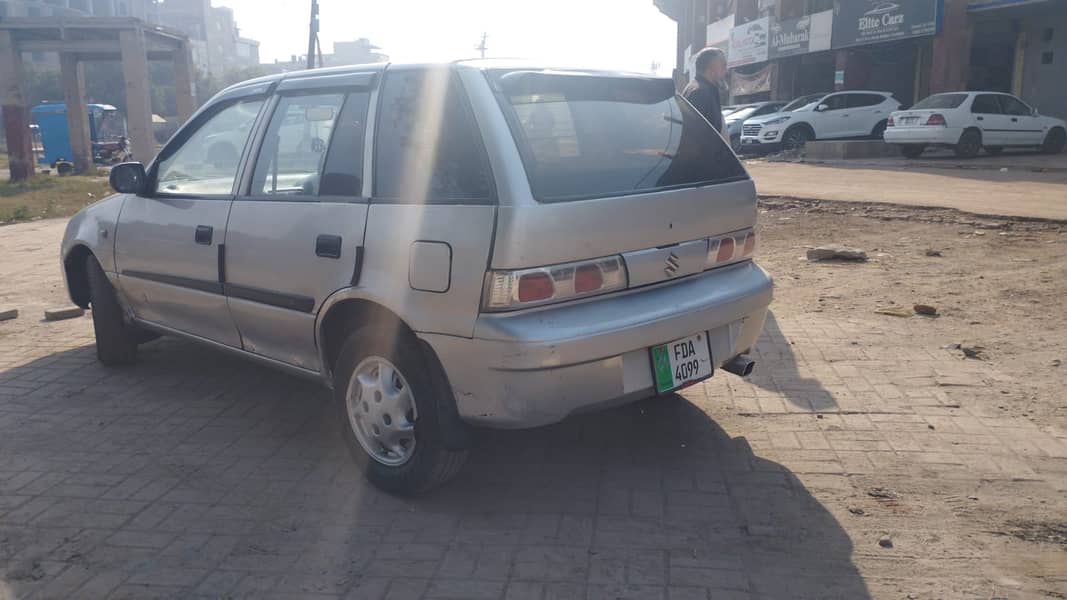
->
<box><xmin>0</xmin><ymin>173</ymin><xmax>112</xmax><ymax>225</ymax></box>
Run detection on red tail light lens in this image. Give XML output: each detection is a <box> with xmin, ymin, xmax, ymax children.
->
<box><xmin>926</xmin><ymin>113</ymin><xmax>946</xmax><ymax>126</ymax></box>
<box><xmin>742</xmin><ymin>232</ymin><xmax>756</xmax><ymax>257</ymax></box>
<box><xmin>716</xmin><ymin>237</ymin><xmax>736</xmax><ymax>263</ymax></box>
<box><xmin>573</xmin><ymin>264</ymin><xmax>604</xmax><ymax>293</ymax></box>
<box><xmin>706</xmin><ymin>229</ymin><xmax>756</xmax><ymax>268</ymax></box>
<box><xmin>485</xmin><ymin>256</ymin><xmax>628</xmax><ymax>311</ymax></box>
<box><xmin>517</xmin><ymin>272</ymin><xmax>554</xmax><ymax>303</ymax></box>
<box><xmin>887</xmin><ymin>115</ymin><xmax>895</xmax><ymax>127</ymax></box>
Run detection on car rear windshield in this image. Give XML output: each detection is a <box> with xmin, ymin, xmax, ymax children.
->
<box><xmin>490</xmin><ymin>70</ymin><xmax>746</xmax><ymax>202</ymax></box>
<box><xmin>912</xmin><ymin>93</ymin><xmax>968</xmax><ymax>110</ymax></box>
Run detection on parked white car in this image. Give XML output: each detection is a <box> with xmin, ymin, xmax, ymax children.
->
<box><xmin>885</xmin><ymin>92</ymin><xmax>1067</xmax><ymax>158</ymax></box>
<box><xmin>739</xmin><ymin>91</ymin><xmax>899</xmax><ymax>152</ymax></box>
<box><xmin>724</xmin><ymin>101</ymin><xmax>785</xmax><ymax>152</ymax></box>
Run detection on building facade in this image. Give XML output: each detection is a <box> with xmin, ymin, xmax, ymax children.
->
<box><xmin>655</xmin><ymin>0</ymin><xmax>1067</xmax><ymax>118</ymax></box>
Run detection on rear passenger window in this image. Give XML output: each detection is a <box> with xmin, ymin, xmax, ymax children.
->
<box><xmin>971</xmin><ymin>95</ymin><xmax>1003</xmax><ymax>114</ymax></box>
<box><xmin>374</xmin><ymin>69</ymin><xmax>495</xmax><ymax>203</ymax></box>
<box><xmin>848</xmin><ymin>94</ymin><xmax>885</xmax><ymax>108</ymax></box>
<box><xmin>249</xmin><ymin>93</ymin><xmax>344</xmax><ymax>197</ymax></box>
<box><xmin>320</xmin><ymin>92</ymin><xmax>371</xmax><ymax>197</ymax></box>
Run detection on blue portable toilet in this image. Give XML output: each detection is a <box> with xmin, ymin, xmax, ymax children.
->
<box><xmin>30</xmin><ymin>103</ymin><xmax>123</xmax><ymax>166</ymax></box>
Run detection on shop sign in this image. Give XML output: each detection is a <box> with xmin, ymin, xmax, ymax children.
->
<box><xmin>832</xmin><ymin>0</ymin><xmax>941</xmax><ymax>49</ymax></box>
<box><xmin>769</xmin><ymin>9</ymin><xmax>833</xmax><ymax>59</ymax></box>
<box><xmin>728</xmin><ymin>16</ymin><xmax>770</xmax><ymax>67</ymax></box>
<box><xmin>731</xmin><ymin>63</ymin><xmax>775</xmax><ymax>96</ymax></box>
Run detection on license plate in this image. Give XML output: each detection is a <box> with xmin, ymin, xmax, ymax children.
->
<box><xmin>650</xmin><ymin>332</ymin><xmax>713</xmax><ymax>394</ymax></box>
<box><xmin>901</xmin><ymin>117</ymin><xmax>919</xmax><ymax>125</ymax></box>
<box><xmin>743</xmin><ymin>138</ymin><xmax>757</xmax><ymax>144</ymax></box>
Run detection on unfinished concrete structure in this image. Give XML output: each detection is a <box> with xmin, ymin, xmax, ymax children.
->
<box><xmin>0</xmin><ymin>18</ymin><xmax>196</xmax><ymax>180</ymax></box>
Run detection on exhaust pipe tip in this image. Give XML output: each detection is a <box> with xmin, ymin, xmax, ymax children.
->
<box><xmin>723</xmin><ymin>355</ymin><xmax>756</xmax><ymax>377</ymax></box>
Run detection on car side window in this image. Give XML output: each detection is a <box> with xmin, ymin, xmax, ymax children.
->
<box><xmin>249</xmin><ymin>93</ymin><xmax>344</xmax><ymax>198</ymax></box>
<box><xmin>848</xmin><ymin>94</ymin><xmax>885</xmax><ymax>108</ymax></box>
<box><xmin>155</xmin><ymin>98</ymin><xmax>264</xmax><ymax>196</ymax></box>
<box><xmin>374</xmin><ymin>68</ymin><xmax>495</xmax><ymax>204</ymax></box>
<box><xmin>319</xmin><ymin>92</ymin><xmax>371</xmax><ymax>197</ymax></box>
<box><xmin>971</xmin><ymin>94</ymin><xmax>1004</xmax><ymax>115</ymax></box>
<box><xmin>1000</xmin><ymin>96</ymin><xmax>1032</xmax><ymax>116</ymax></box>
<box><xmin>821</xmin><ymin>95</ymin><xmax>849</xmax><ymax>111</ymax></box>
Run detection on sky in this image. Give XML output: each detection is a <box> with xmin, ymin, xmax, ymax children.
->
<box><xmin>214</xmin><ymin>0</ymin><xmax>678</xmax><ymax>75</ymax></box>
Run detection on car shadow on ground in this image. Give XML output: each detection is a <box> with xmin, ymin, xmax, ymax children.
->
<box><xmin>0</xmin><ymin>337</ymin><xmax>868</xmax><ymax>599</ymax></box>
<box><xmin>747</xmin><ymin>311</ymin><xmax>838</xmax><ymax>412</ymax></box>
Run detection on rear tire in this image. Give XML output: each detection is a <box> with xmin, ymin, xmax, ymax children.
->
<box><xmin>985</xmin><ymin>146</ymin><xmax>1003</xmax><ymax>156</ymax></box>
<box><xmin>334</xmin><ymin>326</ymin><xmax>467</xmax><ymax>496</ymax></box>
<box><xmin>871</xmin><ymin>120</ymin><xmax>888</xmax><ymax>140</ymax></box>
<box><xmin>86</xmin><ymin>256</ymin><xmax>138</xmax><ymax>366</ymax></box>
<box><xmin>954</xmin><ymin>129</ymin><xmax>982</xmax><ymax>158</ymax></box>
<box><xmin>1042</xmin><ymin>128</ymin><xmax>1066</xmax><ymax>155</ymax></box>
<box><xmin>900</xmin><ymin>144</ymin><xmax>926</xmax><ymax>159</ymax></box>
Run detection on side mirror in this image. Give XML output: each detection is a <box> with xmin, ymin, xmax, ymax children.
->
<box><xmin>816</xmin><ymin>103</ymin><xmax>829</xmax><ymax>112</ymax></box>
<box><xmin>1032</xmin><ymin>108</ymin><xmax>1040</xmax><ymax>117</ymax></box>
<box><xmin>109</xmin><ymin>162</ymin><xmax>148</xmax><ymax>195</ymax></box>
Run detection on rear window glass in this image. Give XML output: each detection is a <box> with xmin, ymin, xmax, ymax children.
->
<box><xmin>913</xmin><ymin>93</ymin><xmax>968</xmax><ymax>109</ymax></box>
<box><xmin>491</xmin><ymin>70</ymin><xmax>746</xmax><ymax>202</ymax></box>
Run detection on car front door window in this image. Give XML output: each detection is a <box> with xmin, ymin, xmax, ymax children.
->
<box><xmin>249</xmin><ymin>93</ymin><xmax>345</xmax><ymax>197</ymax></box>
<box><xmin>155</xmin><ymin>99</ymin><xmax>264</xmax><ymax>196</ymax></box>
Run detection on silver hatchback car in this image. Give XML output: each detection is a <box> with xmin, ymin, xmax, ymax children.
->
<box><xmin>61</xmin><ymin>60</ymin><xmax>773</xmax><ymax>495</ymax></box>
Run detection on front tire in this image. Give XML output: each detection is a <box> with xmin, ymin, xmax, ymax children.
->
<box><xmin>334</xmin><ymin>326</ymin><xmax>467</xmax><ymax>495</ymax></box>
<box><xmin>1042</xmin><ymin>128</ymin><xmax>1066</xmax><ymax>155</ymax></box>
<box><xmin>86</xmin><ymin>256</ymin><xmax>138</xmax><ymax>366</ymax></box>
<box><xmin>955</xmin><ymin>129</ymin><xmax>982</xmax><ymax>158</ymax></box>
<box><xmin>900</xmin><ymin>144</ymin><xmax>926</xmax><ymax>159</ymax></box>
<box><xmin>782</xmin><ymin>126</ymin><xmax>812</xmax><ymax>151</ymax></box>
<box><xmin>730</xmin><ymin>134</ymin><xmax>742</xmax><ymax>154</ymax></box>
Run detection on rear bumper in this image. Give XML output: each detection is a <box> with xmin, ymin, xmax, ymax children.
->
<box><xmin>884</xmin><ymin>127</ymin><xmax>962</xmax><ymax>145</ymax></box>
<box><xmin>421</xmin><ymin>261</ymin><xmax>773</xmax><ymax>429</ymax></box>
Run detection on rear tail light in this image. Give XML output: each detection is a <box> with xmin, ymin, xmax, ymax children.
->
<box><xmin>706</xmin><ymin>229</ymin><xmax>756</xmax><ymax>268</ymax></box>
<box><xmin>887</xmin><ymin>115</ymin><xmax>895</xmax><ymax>127</ymax></box>
<box><xmin>485</xmin><ymin>256</ymin><xmax>628</xmax><ymax>311</ymax></box>
<box><xmin>926</xmin><ymin>113</ymin><xmax>947</xmax><ymax>126</ymax></box>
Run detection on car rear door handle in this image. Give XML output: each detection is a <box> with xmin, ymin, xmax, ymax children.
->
<box><xmin>194</xmin><ymin>225</ymin><xmax>213</xmax><ymax>245</ymax></box>
<box><xmin>977</xmin><ymin>116</ymin><xmax>984</xmax><ymax>121</ymax></box>
<box><xmin>1011</xmin><ymin>117</ymin><xmax>1019</xmax><ymax>122</ymax></box>
<box><xmin>316</xmin><ymin>234</ymin><xmax>342</xmax><ymax>259</ymax></box>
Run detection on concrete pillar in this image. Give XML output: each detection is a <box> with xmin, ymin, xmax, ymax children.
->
<box><xmin>173</xmin><ymin>42</ymin><xmax>197</xmax><ymax>126</ymax></box>
<box><xmin>0</xmin><ymin>30</ymin><xmax>34</xmax><ymax>182</ymax></box>
<box><xmin>59</xmin><ymin>53</ymin><xmax>93</xmax><ymax>174</ymax></box>
<box><xmin>1011</xmin><ymin>30</ymin><xmax>1027</xmax><ymax>97</ymax></box>
<box><xmin>930</xmin><ymin>0</ymin><xmax>973</xmax><ymax>93</ymax></box>
<box><xmin>119</xmin><ymin>28</ymin><xmax>156</xmax><ymax>163</ymax></box>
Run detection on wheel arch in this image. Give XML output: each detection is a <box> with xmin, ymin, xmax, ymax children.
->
<box><xmin>316</xmin><ymin>293</ymin><xmax>474</xmax><ymax>449</ymax></box>
<box><xmin>63</xmin><ymin>244</ymin><xmax>94</xmax><ymax>309</ymax></box>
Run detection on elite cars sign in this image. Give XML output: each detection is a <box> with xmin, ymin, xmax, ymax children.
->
<box><xmin>832</xmin><ymin>0</ymin><xmax>941</xmax><ymax>49</ymax></box>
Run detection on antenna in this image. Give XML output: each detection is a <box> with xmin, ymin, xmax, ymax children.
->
<box><xmin>475</xmin><ymin>32</ymin><xmax>488</xmax><ymax>59</ymax></box>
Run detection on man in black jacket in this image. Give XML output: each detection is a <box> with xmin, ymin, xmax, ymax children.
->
<box><xmin>683</xmin><ymin>47</ymin><xmax>728</xmax><ymax>139</ymax></box>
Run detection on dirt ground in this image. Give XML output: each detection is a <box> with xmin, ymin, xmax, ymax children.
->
<box><xmin>756</xmin><ymin>197</ymin><xmax>1067</xmax><ymax>426</ymax></box>
<box><xmin>746</xmin><ymin>157</ymin><xmax>1067</xmax><ymax>220</ymax></box>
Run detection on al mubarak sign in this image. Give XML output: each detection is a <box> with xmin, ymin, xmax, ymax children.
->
<box><xmin>832</xmin><ymin>0</ymin><xmax>941</xmax><ymax>49</ymax></box>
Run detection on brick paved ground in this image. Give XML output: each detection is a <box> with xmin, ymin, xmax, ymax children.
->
<box><xmin>1</xmin><ymin>220</ymin><xmax>1066</xmax><ymax>599</ymax></box>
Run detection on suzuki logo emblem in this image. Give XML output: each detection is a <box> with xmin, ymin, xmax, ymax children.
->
<box><xmin>664</xmin><ymin>253</ymin><xmax>681</xmax><ymax>277</ymax></box>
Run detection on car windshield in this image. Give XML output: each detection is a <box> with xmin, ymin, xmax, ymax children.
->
<box><xmin>781</xmin><ymin>94</ymin><xmax>825</xmax><ymax>112</ymax></box>
<box><xmin>725</xmin><ymin>105</ymin><xmax>762</xmax><ymax>121</ymax></box>
<box><xmin>912</xmin><ymin>93</ymin><xmax>969</xmax><ymax>109</ymax></box>
<box><xmin>492</xmin><ymin>70</ymin><xmax>746</xmax><ymax>202</ymax></box>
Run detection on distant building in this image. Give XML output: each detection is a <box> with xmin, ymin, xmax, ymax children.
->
<box><xmin>156</xmin><ymin>0</ymin><xmax>260</xmax><ymax>78</ymax></box>
<box><xmin>265</xmin><ymin>38</ymin><xmax>388</xmax><ymax>74</ymax></box>
<box><xmin>327</xmin><ymin>39</ymin><xmax>387</xmax><ymax>67</ymax></box>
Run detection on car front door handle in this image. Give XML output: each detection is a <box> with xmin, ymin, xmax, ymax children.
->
<box><xmin>194</xmin><ymin>225</ymin><xmax>213</xmax><ymax>245</ymax></box>
<box><xmin>1011</xmin><ymin>117</ymin><xmax>1019</xmax><ymax>122</ymax></box>
<box><xmin>977</xmin><ymin>116</ymin><xmax>984</xmax><ymax>121</ymax></box>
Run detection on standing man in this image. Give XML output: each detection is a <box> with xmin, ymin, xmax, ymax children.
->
<box><xmin>683</xmin><ymin>47</ymin><xmax>729</xmax><ymax>139</ymax></box>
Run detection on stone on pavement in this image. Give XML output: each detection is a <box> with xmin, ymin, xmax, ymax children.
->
<box><xmin>0</xmin><ymin>307</ymin><xmax>18</xmax><ymax>321</ymax></box>
<box><xmin>807</xmin><ymin>245</ymin><xmax>868</xmax><ymax>261</ymax></box>
<box><xmin>43</xmin><ymin>306</ymin><xmax>85</xmax><ymax>321</ymax></box>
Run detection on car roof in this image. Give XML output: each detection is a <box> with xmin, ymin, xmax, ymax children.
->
<box><xmin>217</xmin><ymin>59</ymin><xmax>666</xmax><ymax>98</ymax></box>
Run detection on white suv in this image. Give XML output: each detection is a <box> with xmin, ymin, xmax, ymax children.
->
<box><xmin>739</xmin><ymin>91</ymin><xmax>900</xmax><ymax>152</ymax></box>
